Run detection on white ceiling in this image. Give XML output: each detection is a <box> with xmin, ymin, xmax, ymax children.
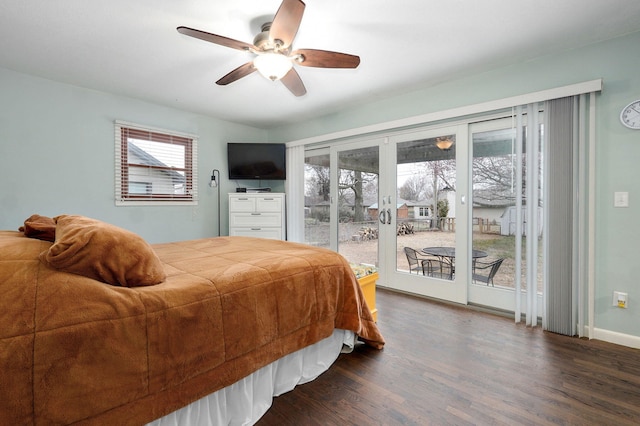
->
<box><xmin>2</xmin><ymin>0</ymin><xmax>640</xmax><ymax>129</ymax></box>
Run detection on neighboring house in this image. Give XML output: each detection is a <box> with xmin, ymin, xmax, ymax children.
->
<box><xmin>304</xmin><ymin>194</ymin><xmax>377</xmax><ymax>221</ymax></box>
<box><xmin>305</xmin><ymin>195</ymin><xmax>330</xmax><ymax>220</ymax></box>
<box><xmin>401</xmin><ymin>198</ymin><xmax>432</xmax><ymax>219</ymax></box>
<box><xmin>472</xmin><ymin>191</ymin><xmax>514</xmax><ymax>224</ymax></box>
<box><xmin>127</xmin><ymin>143</ymin><xmax>185</xmax><ymax>195</ymax></box>
<box><xmin>368</xmin><ymin>201</ymin><xmax>409</xmax><ymax>221</ymax></box>
<box><xmin>339</xmin><ymin>194</ymin><xmax>376</xmax><ymax>220</ymax></box>
<box><xmin>471</xmin><ymin>189</ymin><xmax>544</xmax><ymax>235</ymax></box>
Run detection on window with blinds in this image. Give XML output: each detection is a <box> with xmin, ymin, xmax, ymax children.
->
<box><xmin>115</xmin><ymin>121</ymin><xmax>198</xmax><ymax>205</ymax></box>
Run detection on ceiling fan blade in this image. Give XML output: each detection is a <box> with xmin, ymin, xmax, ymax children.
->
<box><xmin>292</xmin><ymin>49</ymin><xmax>360</xmax><ymax>68</ymax></box>
<box><xmin>269</xmin><ymin>0</ymin><xmax>305</xmax><ymax>49</ymax></box>
<box><xmin>280</xmin><ymin>68</ymin><xmax>307</xmax><ymax>96</ymax></box>
<box><xmin>177</xmin><ymin>26</ymin><xmax>255</xmax><ymax>52</ymax></box>
<box><xmin>216</xmin><ymin>62</ymin><xmax>256</xmax><ymax>86</ymax></box>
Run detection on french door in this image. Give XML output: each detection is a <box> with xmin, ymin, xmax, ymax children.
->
<box><xmin>303</xmin><ymin>127</ymin><xmax>470</xmax><ymax>304</ymax></box>
<box><xmin>382</xmin><ymin>126</ymin><xmax>469</xmax><ymax>304</ymax></box>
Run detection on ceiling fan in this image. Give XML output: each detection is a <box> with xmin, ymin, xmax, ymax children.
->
<box><xmin>177</xmin><ymin>0</ymin><xmax>360</xmax><ymax>96</ymax></box>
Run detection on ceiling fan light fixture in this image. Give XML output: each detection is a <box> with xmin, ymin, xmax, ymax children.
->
<box><xmin>178</xmin><ymin>0</ymin><xmax>359</xmax><ymax>95</ymax></box>
<box><xmin>253</xmin><ymin>53</ymin><xmax>293</xmax><ymax>81</ymax></box>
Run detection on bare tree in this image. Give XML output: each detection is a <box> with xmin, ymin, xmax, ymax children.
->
<box><xmin>472</xmin><ymin>155</ymin><xmax>517</xmax><ymax>202</ymax></box>
<box><xmin>399</xmin><ymin>174</ymin><xmax>428</xmax><ymax>201</ymax></box>
<box><xmin>424</xmin><ymin>159</ymin><xmax>456</xmax><ymax>229</ymax></box>
<box><xmin>338</xmin><ymin>170</ymin><xmax>377</xmax><ymax>222</ymax></box>
<box><xmin>471</xmin><ymin>153</ymin><xmax>545</xmax><ymax>207</ymax></box>
<box><xmin>305</xmin><ymin>164</ymin><xmax>330</xmax><ymax>201</ymax></box>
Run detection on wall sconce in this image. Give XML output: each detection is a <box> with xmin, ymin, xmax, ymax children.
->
<box><xmin>210</xmin><ymin>169</ymin><xmax>220</xmax><ymax>236</ymax></box>
<box><xmin>435</xmin><ymin>137</ymin><xmax>454</xmax><ymax>151</ymax></box>
<box><xmin>209</xmin><ymin>169</ymin><xmax>219</xmax><ymax>188</ymax></box>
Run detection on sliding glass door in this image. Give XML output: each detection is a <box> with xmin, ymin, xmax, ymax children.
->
<box><xmin>303</xmin><ymin>119</ymin><xmax>544</xmax><ymax>310</ymax></box>
<box><xmin>468</xmin><ymin>116</ymin><xmax>544</xmax><ymax>314</ymax></box>
<box><xmin>301</xmin><ymin>90</ymin><xmax>594</xmax><ymax>329</ymax></box>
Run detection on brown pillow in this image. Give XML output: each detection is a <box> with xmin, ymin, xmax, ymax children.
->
<box><xmin>19</xmin><ymin>214</ymin><xmax>56</xmax><ymax>242</ymax></box>
<box><xmin>40</xmin><ymin>215</ymin><xmax>166</xmax><ymax>287</ymax></box>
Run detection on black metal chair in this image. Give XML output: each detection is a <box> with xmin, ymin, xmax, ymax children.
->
<box><xmin>403</xmin><ymin>247</ymin><xmax>435</xmax><ymax>275</ymax></box>
<box><xmin>472</xmin><ymin>258</ymin><xmax>505</xmax><ymax>286</ymax></box>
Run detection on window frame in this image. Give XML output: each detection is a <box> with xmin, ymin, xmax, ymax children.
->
<box><xmin>115</xmin><ymin>121</ymin><xmax>198</xmax><ymax>206</ymax></box>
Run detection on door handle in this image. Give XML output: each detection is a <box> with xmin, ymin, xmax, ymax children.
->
<box><xmin>386</xmin><ymin>208</ymin><xmax>392</xmax><ymax>224</ymax></box>
<box><xmin>379</xmin><ymin>210</ymin><xmax>386</xmax><ymax>224</ymax></box>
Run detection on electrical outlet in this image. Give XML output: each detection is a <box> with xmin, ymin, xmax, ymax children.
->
<box><xmin>612</xmin><ymin>291</ymin><xmax>628</xmax><ymax>309</ymax></box>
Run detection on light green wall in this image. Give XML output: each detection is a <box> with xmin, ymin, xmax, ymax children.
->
<box><xmin>1</xmin><ymin>31</ymin><xmax>638</xmax><ymax>341</ymax></box>
<box><xmin>269</xmin><ymin>31</ymin><xmax>640</xmax><ymax>341</ymax></box>
<box><xmin>0</xmin><ymin>67</ymin><xmax>272</xmax><ymax>243</ymax></box>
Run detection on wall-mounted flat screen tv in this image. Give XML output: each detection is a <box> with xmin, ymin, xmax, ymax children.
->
<box><xmin>227</xmin><ymin>143</ymin><xmax>286</xmax><ymax>180</ymax></box>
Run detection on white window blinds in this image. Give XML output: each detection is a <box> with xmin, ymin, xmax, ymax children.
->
<box><xmin>115</xmin><ymin>121</ymin><xmax>198</xmax><ymax>205</ymax></box>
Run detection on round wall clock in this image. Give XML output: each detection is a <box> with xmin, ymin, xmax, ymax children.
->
<box><xmin>620</xmin><ymin>99</ymin><xmax>640</xmax><ymax>129</ymax></box>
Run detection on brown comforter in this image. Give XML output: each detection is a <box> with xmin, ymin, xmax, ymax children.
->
<box><xmin>0</xmin><ymin>231</ymin><xmax>384</xmax><ymax>425</ymax></box>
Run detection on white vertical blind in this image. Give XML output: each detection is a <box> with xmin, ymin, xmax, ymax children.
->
<box><xmin>587</xmin><ymin>93</ymin><xmax>597</xmax><ymax>339</ymax></box>
<box><xmin>513</xmin><ymin>103</ymin><xmax>543</xmax><ymax>327</ymax></box>
<box><xmin>525</xmin><ymin>103</ymin><xmax>541</xmax><ymax>327</ymax></box>
<box><xmin>285</xmin><ymin>144</ymin><xmax>305</xmax><ymax>242</ymax></box>
<box><xmin>545</xmin><ymin>98</ymin><xmax>576</xmax><ymax>334</ymax></box>
<box><xmin>514</xmin><ymin>106</ymin><xmax>524</xmax><ymax>323</ymax></box>
<box><xmin>544</xmin><ymin>96</ymin><xmax>592</xmax><ymax>336</ymax></box>
<box><xmin>577</xmin><ymin>94</ymin><xmax>588</xmax><ymax>337</ymax></box>
<box><xmin>512</xmin><ymin>95</ymin><xmax>593</xmax><ymax>334</ymax></box>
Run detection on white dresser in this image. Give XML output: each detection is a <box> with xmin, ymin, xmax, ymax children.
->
<box><xmin>228</xmin><ymin>193</ymin><xmax>286</xmax><ymax>240</ymax></box>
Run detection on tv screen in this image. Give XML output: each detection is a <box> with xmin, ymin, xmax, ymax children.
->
<box><xmin>227</xmin><ymin>143</ymin><xmax>286</xmax><ymax>180</ymax></box>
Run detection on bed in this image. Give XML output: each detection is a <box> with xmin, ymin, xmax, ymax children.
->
<box><xmin>1</xmin><ymin>214</ymin><xmax>384</xmax><ymax>425</ymax></box>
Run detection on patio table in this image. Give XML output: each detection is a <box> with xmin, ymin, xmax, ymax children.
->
<box><xmin>422</xmin><ymin>247</ymin><xmax>488</xmax><ymax>279</ymax></box>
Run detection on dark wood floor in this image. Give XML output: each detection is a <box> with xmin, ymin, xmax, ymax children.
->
<box><xmin>257</xmin><ymin>288</ymin><xmax>640</xmax><ymax>425</ymax></box>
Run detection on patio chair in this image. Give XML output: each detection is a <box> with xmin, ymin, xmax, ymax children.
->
<box><xmin>472</xmin><ymin>258</ymin><xmax>505</xmax><ymax>286</ymax></box>
<box><xmin>403</xmin><ymin>247</ymin><xmax>436</xmax><ymax>276</ymax></box>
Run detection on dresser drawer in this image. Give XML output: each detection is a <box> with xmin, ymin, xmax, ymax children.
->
<box><xmin>228</xmin><ymin>196</ymin><xmax>256</xmax><ymax>212</ymax></box>
<box><xmin>229</xmin><ymin>227</ymin><xmax>283</xmax><ymax>240</ymax></box>
<box><xmin>255</xmin><ymin>196</ymin><xmax>283</xmax><ymax>212</ymax></box>
<box><xmin>229</xmin><ymin>212</ymin><xmax>282</xmax><ymax>228</ymax></box>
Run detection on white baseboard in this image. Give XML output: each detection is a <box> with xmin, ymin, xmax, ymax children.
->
<box><xmin>590</xmin><ymin>327</ymin><xmax>640</xmax><ymax>349</ymax></box>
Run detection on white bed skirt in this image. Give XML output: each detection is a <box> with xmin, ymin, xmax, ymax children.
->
<box><xmin>148</xmin><ymin>329</ymin><xmax>355</xmax><ymax>426</ymax></box>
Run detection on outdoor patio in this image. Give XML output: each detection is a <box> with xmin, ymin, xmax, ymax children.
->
<box><xmin>306</xmin><ymin>221</ymin><xmax>541</xmax><ymax>290</ymax></box>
